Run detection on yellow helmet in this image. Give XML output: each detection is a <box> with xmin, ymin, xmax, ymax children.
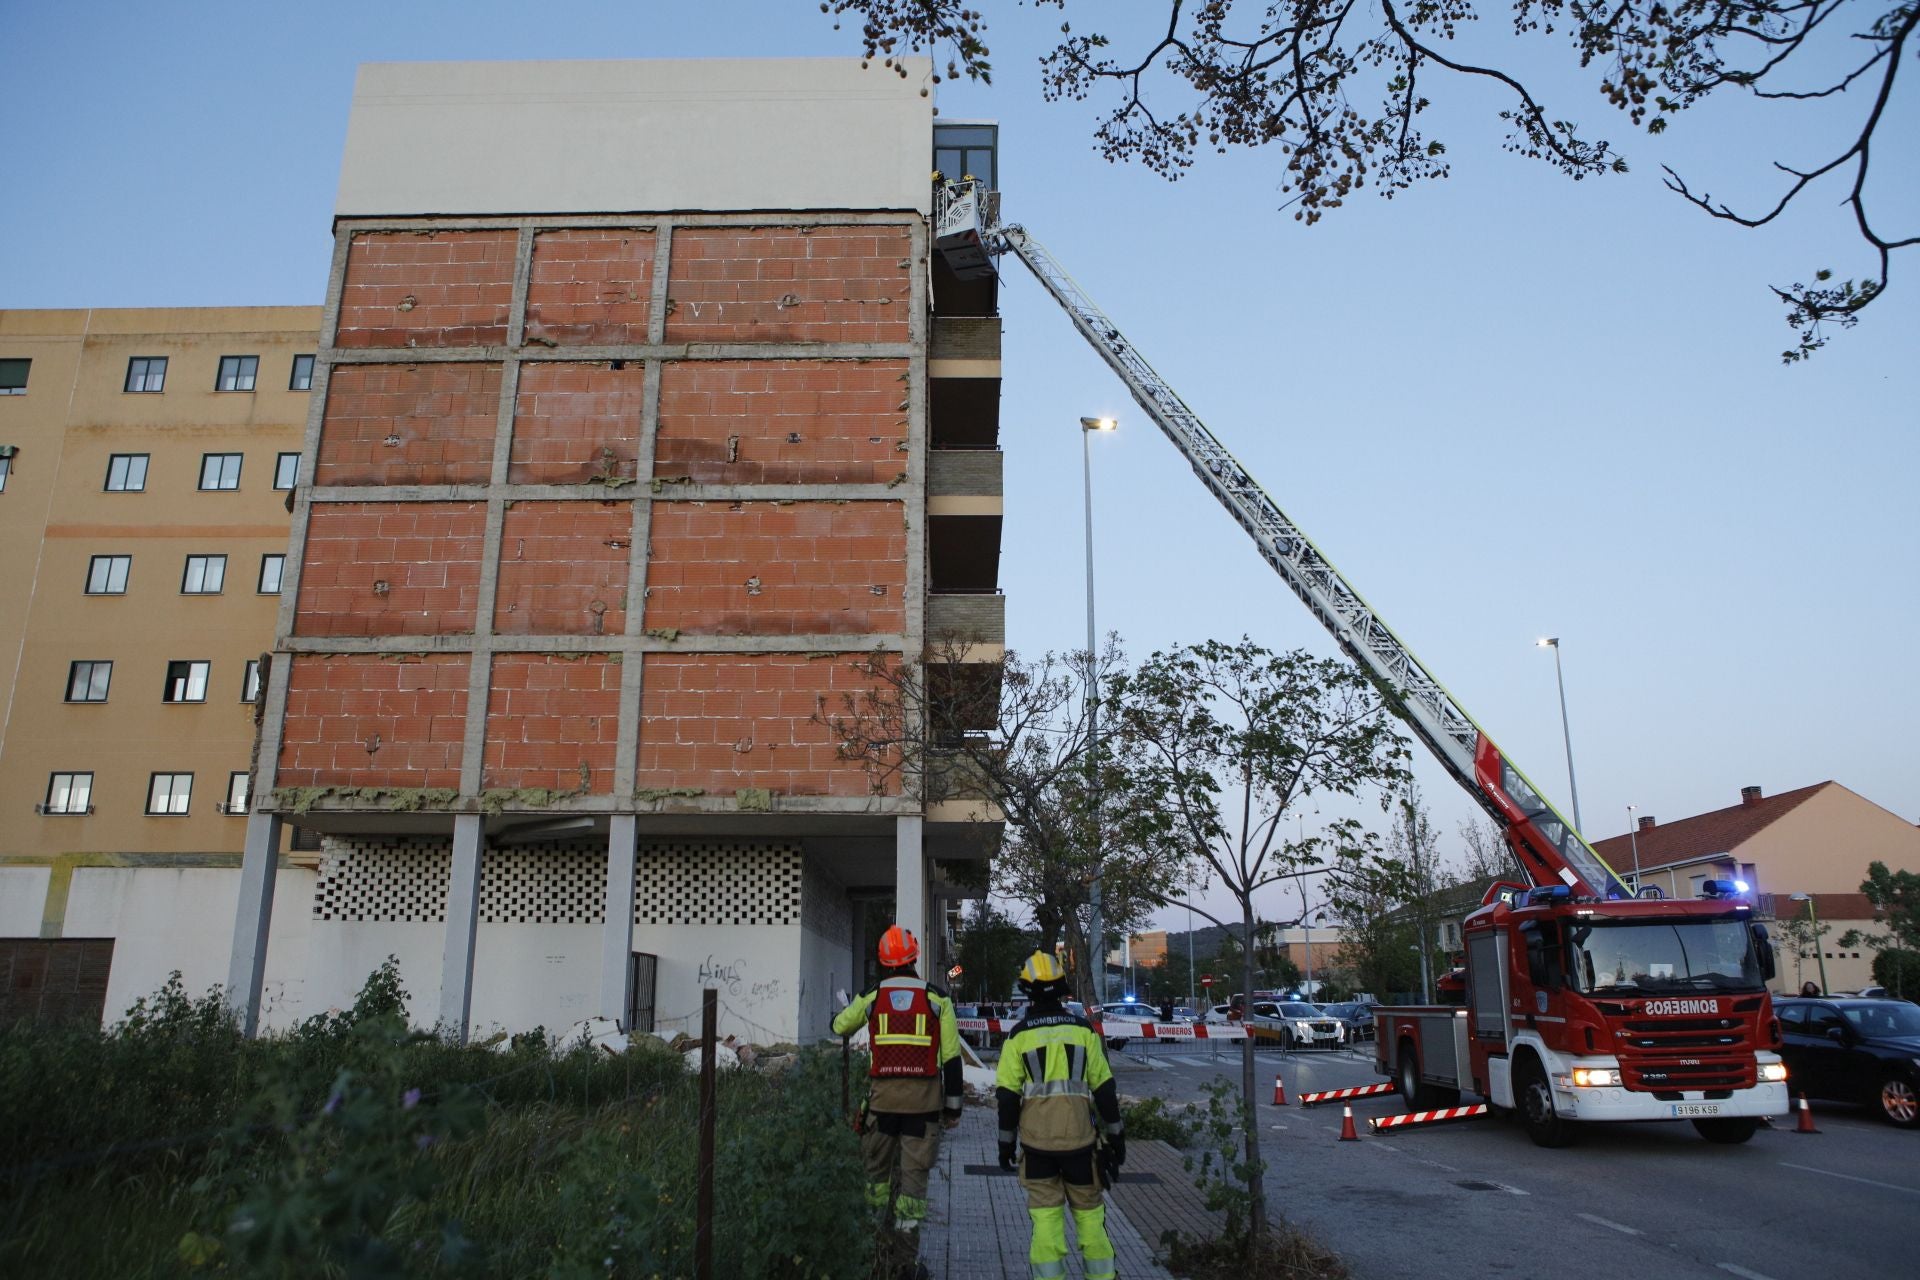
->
<box><xmin>1019</xmin><ymin>951</ymin><xmax>1066</xmax><ymax>986</ymax></box>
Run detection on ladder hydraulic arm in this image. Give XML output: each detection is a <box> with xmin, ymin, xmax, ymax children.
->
<box><xmin>987</xmin><ymin>220</ymin><xmax>1631</xmax><ymax>902</ymax></box>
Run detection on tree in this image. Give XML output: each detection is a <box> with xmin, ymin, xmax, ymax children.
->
<box><xmin>824</xmin><ymin>1</ymin><xmax>1916</xmax><ymax>359</ymax></box>
<box><xmin>1775</xmin><ymin>908</ymin><xmax>1831</xmax><ymax>992</ymax></box>
<box><xmin>1456</xmin><ymin>815</ymin><xmax>1519</xmax><ymax>884</ymax></box>
<box><xmin>953</xmin><ymin>899</ymin><xmax>1035</xmax><ymax>1003</ymax></box>
<box><xmin>1388</xmin><ymin>785</ymin><xmax>1444</xmax><ymax>1002</ymax></box>
<box><xmin>1839</xmin><ymin>861</ymin><xmax>1920</xmax><ymax>999</ymax></box>
<box><xmin>1111</xmin><ymin>639</ymin><xmax>1409</xmax><ymax>1253</ymax></box>
<box><xmin>1325</xmin><ymin>848</ymin><xmax>1425</xmax><ymax>999</ymax></box>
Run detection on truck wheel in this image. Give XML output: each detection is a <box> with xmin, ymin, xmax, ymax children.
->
<box><xmin>1515</xmin><ymin>1057</ymin><xmax>1574</xmax><ymax>1148</ymax></box>
<box><xmin>1692</xmin><ymin>1117</ymin><xmax>1760</xmax><ymax>1144</ymax></box>
<box><xmin>1397</xmin><ymin>1045</ymin><xmax>1425</xmax><ymax>1107</ymax></box>
<box><xmin>1879</xmin><ymin>1075</ymin><xmax>1919</xmax><ymax>1128</ymax></box>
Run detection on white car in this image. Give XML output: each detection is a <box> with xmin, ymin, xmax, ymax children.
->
<box><xmin>1249</xmin><ymin>1000</ymin><xmax>1346</xmax><ymax>1050</ymax></box>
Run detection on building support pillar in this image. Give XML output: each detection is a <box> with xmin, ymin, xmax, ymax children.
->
<box><xmin>895</xmin><ymin>815</ymin><xmax>926</xmax><ymax>957</ymax></box>
<box><xmin>600</xmin><ymin>815</ymin><xmax>638</xmax><ymax>1025</ymax></box>
<box><xmin>439</xmin><ymin>815</ymin><xmax>484</xmax><ymax>1041</ymax></box>
<box><xmin>225</xmin><ymin>812</ymin><xmax>284</xmax><ymax>1038</ymax></box>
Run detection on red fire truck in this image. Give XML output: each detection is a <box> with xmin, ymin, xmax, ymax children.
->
<box><xmin>935</xmin><ymin>183</ymin><xmax>1791</xmax><ymax>1146</ymax></box>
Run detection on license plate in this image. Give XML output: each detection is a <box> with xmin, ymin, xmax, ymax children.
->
<box><xmin>1671</xmin><ymin>1103</ymin><xmax>1721</xmax><ymax>1117</ymax></box>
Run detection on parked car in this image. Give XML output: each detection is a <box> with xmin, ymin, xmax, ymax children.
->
<box><xmin>1204</xmin><ymin>1002</ymin><xmax>1238</xmax><ymax>1026</ymax></box>
<box><xmin>1248</xmin><ymin>1000</ymin><xmax>1345</xmax><ymax>1050</ymax></box>
<box><xmin>1319</xmin><ymin>1001</ymin><xmax>1375</xmax><ymax>1042</ymax></box>
<box><xmin>1775</xmin><ymin>997</ymin><xmax>1920</xmax><ymax>1127</ymax></box>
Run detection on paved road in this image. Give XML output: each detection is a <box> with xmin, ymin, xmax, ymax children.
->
<box><xmin>1101</xmin><ymin>1041</ymin><xmax>1917</xmax><ymax>1280</ymax></box>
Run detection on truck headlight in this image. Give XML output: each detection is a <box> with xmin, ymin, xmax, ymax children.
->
<box><xmin>1759</xmin><ymin>1062</ymin><xmax>1789</xmax><ymax>1083</ymax></box>
<box><xmin>1571</xmin><ymin>1068</ymin><xmax>1622</xmax><ymax>1087</ymax></box>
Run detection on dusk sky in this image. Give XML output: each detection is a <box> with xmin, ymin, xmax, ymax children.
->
<box><xmin>7</xmin><ymin>2</ymin><xmax>1914</xmax><ymax>933</ymax></box>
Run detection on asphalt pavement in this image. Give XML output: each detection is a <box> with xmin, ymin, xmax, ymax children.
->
<box><xmin>1100</xmin><ymin>1039</ymin><xmax>1917</xmax><ymax>1280</ymax></box>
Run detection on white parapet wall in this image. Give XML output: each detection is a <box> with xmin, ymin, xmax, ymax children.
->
<box><xmin>337</xmin><ymin>57</ymin><xmax>936</xmax><ymax>219</ymax></box>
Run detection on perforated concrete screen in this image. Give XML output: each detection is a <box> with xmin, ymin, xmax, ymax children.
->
<box><xmin>634</xmin><ymin>843</ymin><xmax>802</xmax><ymax>927</ymax></box>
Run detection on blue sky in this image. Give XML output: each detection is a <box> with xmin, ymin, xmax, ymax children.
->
<box><xmin>6</xmin><ymin>2</ymin><xmax>1915</xmax><ymax>929</ymax></box>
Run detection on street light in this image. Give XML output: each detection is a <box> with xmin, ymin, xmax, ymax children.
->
<box><xmin>1080</xmin><ymin>415</ymin><xmax>1116</xmax><ymax>1004</ymax></box>
<box><xmin>1626</xmin><ymin>803</ymin><xmax>1643</xmax><ymax>892</ymax></box>
<box><xmin>1535</xmin><ymin>637</ymin><xmax>1584</xmax><ymax>833</ymax></box>
<box><xmin>1790</xmin><ymin>892</ymin><xmax>1829</xmax><ymax>995</ymax></box>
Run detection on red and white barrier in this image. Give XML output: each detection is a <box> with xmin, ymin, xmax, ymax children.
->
<box><xmin>1368</xmin><ymin>1103</ymin><xmax>1489</xmax><ymax>1133</ymax></box>
<box><xmin>951</xmin><ymin>1018</ymin><xmax>1249</xmax><ymax>1040</ymax></box>
<box><xmin>1298</xmin><ymin>1082</ymin><xmax>1398</xmax><ymax>1108</ymax></box>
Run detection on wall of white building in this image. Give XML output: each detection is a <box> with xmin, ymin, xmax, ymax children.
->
<box><xmin>0</xmin><ymin>866</ymin><xmax>51</xmax><ymax>936</ymax></box>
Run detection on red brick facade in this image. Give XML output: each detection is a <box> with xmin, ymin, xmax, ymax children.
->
<box><xmin>482</xmin><ymin>655</ymin><xmax>621</xmax><ymax>793</ymax></box>
<box><xmin>655</xmin><ymin>359</ymin><xmax>909</xmax><ymax>484</ymax></box>
<box><xmin>316</xmin><ymin>363</ymin><xmax>502</xmax><ymax>487</ymax></box>
<box><xmin>278</xmin><ymin>654</ymin><xmax>469</xmax><ymax>789</ymax></box>
<box><xmin>526</xmin><ymin>229</ymin><xmax>657</xmax><ymax>346</ymax></box>
<box><xmin>335</xmin><ymin>230</ymin><xmax>516</xmax><ymax>348</ymax></box>
<box><xmin>494</xmin><ymin>501</ymin><xmax>632</xmax><ymax>635</ymax></box>
<box><xmin>508</xmin><ymin>361</ymin><xmax>648</xmax><ymax>485</ymax></box>
<box><xmin>634</xmin><ymin>653</ymin><xmax>891</xmax><ymax>797</ymax></box>
<box><xmin>644</xmin><ymin>501</ymin><xmax>906</xmax><ymax>635</ymax></box>
<box><xmin>295</xmin><ymin>502</ymin><xmax>486</xmax><ymax>637</ymax></box>
<box><xmin>664</xmin><ymin>227</ymin><xmax>913</xmax><ymax>345</ymax></box>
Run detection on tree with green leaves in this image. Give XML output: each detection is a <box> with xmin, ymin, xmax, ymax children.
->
<box><xmin>1839</xmin><ymin>861</ymin><xmax>1920</xmax><ymax>998</ymax></box>
<box><xmin>953</xmin><ymin>899</ymin><xmax>1035</xmax><ymax>1004</ymax></box>
<box><xmin>823</xmin><ymin>0</ymin><xmax>1915</xmax><ymax>360</ymax></box>
<box><xmin>1110</xmin><ymin>638</ymin><xmax>1409</xmax><ymax>1254</ymax></box>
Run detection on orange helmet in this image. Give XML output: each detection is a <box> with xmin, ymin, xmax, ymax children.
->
<box><xmin>877</xmin><ymin>925</ymin><xmax>919</xmax><ymax>968</ymax></box>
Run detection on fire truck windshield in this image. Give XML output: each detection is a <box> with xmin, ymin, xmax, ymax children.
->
<box><xmin>1567</xmin><ymin>918</ymin><xmax>1763</xmax><ymax>995</ymax></box>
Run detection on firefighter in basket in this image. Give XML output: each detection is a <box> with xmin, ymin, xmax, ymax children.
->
<box><xmin>996</xmin><ymin>951</ymin><xmax>1125</xmax><ymax>1280</ymax></box>
<box><xmin>832</xmin><ymin>925</ymin><xmax>963</xmax><ymax>1240</ymax></box>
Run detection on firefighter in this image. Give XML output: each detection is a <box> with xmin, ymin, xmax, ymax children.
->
<box><xmin>995</xmin><ymin>952</ymin><xmax>1125</xmax><ymax>1280</ymax></box>
<box><xmin>831</xmin><ymin>924</ymin><xmax>963</xmax><ymax>1239</ymax></box>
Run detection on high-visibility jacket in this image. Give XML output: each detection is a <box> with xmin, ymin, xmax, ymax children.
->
<box><xmin>834</xmin><ymin>975</ymin><xmax>964</xmax><ymax>1115</ymax></box>
<box><xmin>994</xmin><ymin>1007</ymin><xmax>1123</xmax><ymax>1154</ymax></box>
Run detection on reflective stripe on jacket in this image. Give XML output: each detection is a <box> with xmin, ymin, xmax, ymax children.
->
<box><xmin>993</xmin><ymin>1012</ymin><xmax>1116</xmax><ymax>1153</ymax></box>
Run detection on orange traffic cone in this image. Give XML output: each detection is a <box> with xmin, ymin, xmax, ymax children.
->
<box><xmin>1338</xmin><ymin>1104</ymin><xmax>1360</xmax><ymax>1142</ymax></box>
<box><xmin>1272</xmin><ymin>1074</ymin><xmax>1288</xmax><ymax>1106</ymax></box>
<box><xmin>1794</xmin><ymin>1094</ymin><xmax>1819</xmax><ymax>1134</ymax></box>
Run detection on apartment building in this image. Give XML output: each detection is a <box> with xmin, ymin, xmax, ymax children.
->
<box><xmin>211</xmin><ymin>58</ymin><xmax>1004</xmax><ymax>1043</ymax></box>
<box><xmin>0</xmin><ymin>307</ymin><xmax>317</xmax><ymax>1022</ymax></box>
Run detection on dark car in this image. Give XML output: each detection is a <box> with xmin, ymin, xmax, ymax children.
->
<box><xmin>1775</xmin><ymin>997</ymin><xmax>1920</xmax><ymax>1128</ymax></box>
<box><xmin>1320</xmin><ymin>1002</ymin><xmax>1375</xmax><ymax>1042</ymax></box>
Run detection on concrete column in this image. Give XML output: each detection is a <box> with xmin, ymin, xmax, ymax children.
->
<box><xmin>225</xmin><ymin>812</ymin><xmax>284</xmax><ymax>1038</ymax></box>
<box><xmin>439</xmin><ymin>815</ymin><xmax>485</xmax><ymax>1041</ymax></box>
<box><xmin>600</xmin><ymin>815</ymin><xmax>638</xmax><ymax>1024</ymax></box>
<box><xmin>895</xmin><ymin>815</ymin><xmax>926</xmax><ymax>952</ymax></box>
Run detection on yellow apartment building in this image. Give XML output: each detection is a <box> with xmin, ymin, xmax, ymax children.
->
<box><xmin>0</xmin><ymin>307</ymin><xmax>318</xmax><ymax>1021</ymax></box>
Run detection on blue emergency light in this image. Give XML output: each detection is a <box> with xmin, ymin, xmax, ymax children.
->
<box><xmin>1699</xmin><ymin>879</ymin><xmax>1749</xmax><ymax>899</ymax></box>
<box><xmin>1526</xmin><ymin>885</ymin><xmax>1573</xmax><ymax>905</ymax></box>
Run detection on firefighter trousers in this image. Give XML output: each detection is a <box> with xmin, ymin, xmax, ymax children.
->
<box><xmin>861</xmin><ymin>1112</ymin><xmax>941</xmax><ymax>1230</ymax></box>
<box><xmin>1019</xmin><ymin>1147</ymin><xmax>1115</xmax><ymax>1280</ymax></box>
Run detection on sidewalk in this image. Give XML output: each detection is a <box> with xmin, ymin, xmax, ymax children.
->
<box><xmin>918</xmin><ymin>1107</ymin><xmax>1181</xmax><ymax>1279</ymax></box>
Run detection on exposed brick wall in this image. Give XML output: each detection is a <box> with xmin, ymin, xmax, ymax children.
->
<box><xmin>335</xmin><ymin>230</ymin><xmax>516</xmax><ymax>348</ymax></box>
<box><xmin>508</xmin><ymin>361</ymin><xmax>647</xmax><ymax>485</ymax></box>
<box><xmin>0</xmin><ymin>940</ymin><xmax>113</xmax><ymax>1027</ymax></box>
<box><xmin>655</xmin><ymin>359</ymin><xmax>909</xmax><ymax>484</ymax></box>
<box><xmin>482</xmin><ymin>654</ymin><xmax>622</xmax><ymax>793</ymax></box>
<box><xmin>635</xmin><ymin>653</ymin><xmax>893</xmax><ymax>797</ymax></box>
<box><xmin>495</xmin><ymin>502</ymin><xmax>632</xmax><ymax>635</ymax></box>
<box><xmin>644</xmin><ymin>501</ymin><xmax>906</xmax><ymax>635</ymax></box>
<box><xmin>316</xmin><ymin>363</ymin><xmax>502</xmax><ymax>486</ymax></box>
<box><xmin>277</xmin><ymin>654</ymin><xmax>469</xmax><ymax>788</ymax></box>
<box><xmin>664</xmin><ymin>227</ymin><xmax>912</xmax><ymax>344</ymax></box>
<box><xmin>295</xmin><ymin>503</ymin><xmax>486</xmax><ymax>637</ymax></box>
<box><xmin>525</xmin><ymin>229</ymin><xmax>657</xmax><ymax>345</ymax></box>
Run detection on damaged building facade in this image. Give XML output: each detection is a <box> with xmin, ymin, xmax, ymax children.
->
<box><xmin>1</xmin><ymin>58</ymin><xmax>1005</xmax><ymax>1043</ymax></box>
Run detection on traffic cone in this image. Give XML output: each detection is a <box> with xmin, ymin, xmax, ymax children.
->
<box><xmin>1272</xmin><ymin>1074</ymin><xmax>1288</xmax><ymax>1106</ymax></box>
<box><xmin>1794</xmin><ymin>1094</ymin><xmax>1819</xmax><ymax>1134</ymax></box>
<box><xmin>1338</xmin><ymin>1104</ymin><xmax>1360</xmax><ymax>1142</ymax></box>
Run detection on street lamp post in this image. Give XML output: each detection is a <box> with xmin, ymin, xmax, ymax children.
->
<box><xmin>1626</xmin><ymin>803</ymin><xmax>1643</xmax><ymax>893</ymax></box>
<box><xmin>1080</xmin><ymin>416</ymin><xmax>1116</xmax><ymax>1005</ymax></box>
<box><xmin>1790</xmin><ymin>892</ymin><xmax>1829</xmax><ymax>995</ymax></box>
<box><xmin>1536</xmin><ymin>637</ymin><xmax>1584</xmax><ymax>834</ymax></box>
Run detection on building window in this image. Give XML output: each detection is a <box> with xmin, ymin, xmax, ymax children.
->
<box><xmin>273</xmin><ymin>452</ymin><xmax>299</xmax><ymax>490</ymax></box>
<box><xmin>66</xmin><ymin>661</ymin><xmax>113</xmax><ymax>703</ymax></box>
<box><xmin>241</xmin><ymin>659</ymin><xmax>262</xmax><ymax>703</ymax></box>
<box><xmin>199</xmin><ymin>453</ymin><xmax>243</xmax><ymax>490</ymax></box>
<box><xmin>182</xmin><ymin>555</ymin><xmax>226</xmax><ymax>594</ymax></box>
<box><xmin>106</xmin><ymin>453</ymin><xmax>150</xmax><ymax>492</ymax></box>
<box><xmin>290</xmin><ymin>355</ymin><xmax>315</xmax><ymax>391</ymax></box>
<box><xmin>86</xmin><ymin>555</ymin><xmax>132</xmax><ymax>595</ymax></box>
<box><xmin>43</xmin><ymin>772</ymin><xmax>94</xmax><ymax>815</ymax></box>
<box><xmin>216</xmin><ymin>355</ymin><xmax>258</xmax><ymax>392</ymax></box>
<box><xmin>257</xmin><ymin>554</ymin><xmax>285</xmax><ymax>594</ymax></box>
<box><xmin>0</xmin><ymin>358</ymin><xmax>27</xmax><ymax>395</ymax></box>
<box><xmin>223</xmin><ymin>772</ymin><xmax>250</xmax><ymax>815</ymax></box>
<box><xmin>147</xmin><ymin>773</ymin><xmax>193</xmax><ymax>815</ymax></box>
<box><xmin>163</xmin><ymin>660</ymin><xmax>210</xmax><ymax>703</ymax></box>
<box><xmin>125</xmin><ymin>357</ymin><xmax>168</xmax><ymax>393</ymax></box>
<box><xmin>933</xmin><ymin>123</ymin><xmax>998</xmax><ymax>190</ymax></box>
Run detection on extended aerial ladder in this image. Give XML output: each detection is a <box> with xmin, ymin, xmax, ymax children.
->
<box><xmin>934</xmin><ymin>183</ymin><xmax>1631</xmax><ymax>901</ymax></box>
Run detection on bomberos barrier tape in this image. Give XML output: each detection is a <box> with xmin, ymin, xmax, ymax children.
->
<box><xmin>951</xmin><ymin>1018</ymin><xmax>1249</xmax><ymax>1040</ymax></box>
<box><xmin>1368</xmin><ymin>1103</ymin><xmax>1489</xmax><ymax>1133</ymax></box>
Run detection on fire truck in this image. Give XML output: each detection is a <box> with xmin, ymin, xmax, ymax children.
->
<box><xmin>933</xmin><ymin>181</ymin><xmax>1792</xmax><ymax>1146</ymax></box>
